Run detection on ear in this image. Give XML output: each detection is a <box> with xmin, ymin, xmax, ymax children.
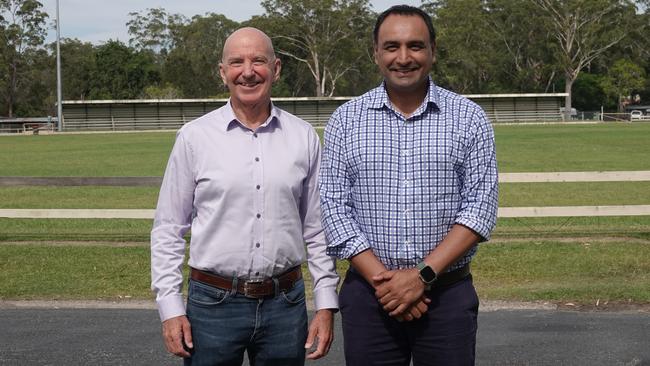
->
<box><xmin>219</xmin><ymin>62</ymin><xmax>227</xmax><ymax>86</ymax></box>
<box><xmin>272</xmin><ymin>57</ymin><xmax>282</xmax><ymax>82</ymax></box>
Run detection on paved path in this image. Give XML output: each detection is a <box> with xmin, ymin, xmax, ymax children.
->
<box><xmin>0</xmin><ymin>308</ymin><xmax>647</xmax><ymax>365</ymax></box>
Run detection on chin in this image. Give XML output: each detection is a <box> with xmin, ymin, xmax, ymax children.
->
<box><xmin>234</xmin><ymin>94</ymin><xmax>268</xmax><ymax>105</ymax></box>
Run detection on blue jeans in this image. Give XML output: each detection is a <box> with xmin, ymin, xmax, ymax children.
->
<box><xmin>184</xmin><ymin>278</ymin><xmax>308</xmax><ymax>366</ymax></box>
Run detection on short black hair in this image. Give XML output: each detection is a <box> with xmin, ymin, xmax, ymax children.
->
<box><xmin>373</xmin><ymin>5</ymin><xmax>436</xmax><ymax>45</ymax></box>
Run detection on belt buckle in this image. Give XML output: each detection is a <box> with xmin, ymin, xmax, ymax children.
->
<box><xmin>242</xmin><ymin>280</ymin><xmax>265</xmax><ymax>298</ymax></box>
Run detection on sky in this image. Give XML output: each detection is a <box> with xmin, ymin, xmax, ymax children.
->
<box><xmin>40</xmin><ymin>0</ymin><xmax>422</xmax><ymax>45</ymax></box>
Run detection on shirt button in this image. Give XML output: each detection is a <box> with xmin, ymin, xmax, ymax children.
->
<box><xmin>253</xmin><ymin>133</ymin><xmax>258</xmax><ymax>138</ymax></box>
<box><xmin>256</xmin><ymin>185</ymin><xmax>261</xmax><ymax>190</ymax></box>
<box><xmin>255</xmin><ymin>157</ymin><xmax>260</xmax><ymax>162</ymax></box>
<box><xmin>255</xmin><ymin>242</ymin><xmax>260</xmax><ymax>248</ymax></box>
<box><xmin>256</xmin><ymin>213</ymin><xmax>261</xmax><ymax>219</ymax></box>
<box><xmin>255</xmin><ymin>272</ymin><xmax>260</xmax><ymax>276</ymax></box>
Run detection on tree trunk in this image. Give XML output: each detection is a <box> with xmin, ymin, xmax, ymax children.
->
<box><xmin>564</xmin><ymin>73</ymin><xmax>574</xmax><ymax>121</ymax></box>
<box><xmin>314</xmin><ymin>74</ymin><xmax>323</xmax><ymax>97</ymax></box>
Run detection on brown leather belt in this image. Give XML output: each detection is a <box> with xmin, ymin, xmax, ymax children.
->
<box><xmin>190</xmin><ymin>266</ymin><xmax>302</xmax><ymax>298</ymax></box>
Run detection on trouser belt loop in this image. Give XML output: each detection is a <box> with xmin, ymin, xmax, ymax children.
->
<box><xmin>272</xmin><ymin>277</ymin><xmax>280</xmax><ymax>297</ymax></box>
<box><xmin>230</xmin><ymin>272</ymin><xmax>239</xmax><ymax>296</ymax></box>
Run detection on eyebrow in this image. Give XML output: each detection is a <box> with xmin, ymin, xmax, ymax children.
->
<box><xmin>381</xmin><ymin>40</ymin><xmax>427</xmax><ymax>47</ymax></box>
<box><xmin>225</xmin><ymin>55</ymin><xmax>270</xmax><ymax>62</ymax></box>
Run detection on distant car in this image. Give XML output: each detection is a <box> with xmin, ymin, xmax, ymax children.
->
<box><xmin>630</xmin><ymin>110</ymin><xmax>643</xmax><ymax>120</ymax></box>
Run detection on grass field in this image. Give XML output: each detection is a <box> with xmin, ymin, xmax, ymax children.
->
<box><xmin>2</xmin><ymin>182</ymin><xmax>650</xmax><ymax>209</ymax></box>
<box><xmin>1</xmin><ymin>123</ymin><xmax>650</xmax><ymax>176</ymax></box>
<box><xmin>1</xmin><ymin>241</ymin><xmax>647</xmax><ymax>304</ymax></box>
<box><xmin>1</xmin><ymin>123</ymin><xmax>649</xmax><ymax>306</ymax></box>
<box><xmin>493</xmin><ymin>123</ymin><xmax>650</xmax><ymax>172</ymax></box>
<box><xmin>0</xmin><ymin>132</ymin><xmax>174</xmax><ymax>176</ymax></box>
<box><xmin>2</xmin><ymin>216</ymin><xmax>649</xmax><ymax>242</ymax></box>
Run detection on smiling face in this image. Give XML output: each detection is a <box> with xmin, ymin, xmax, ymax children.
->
<box><xmin>374</xmin><ymin>14</ymin><xmax>435</xmax><ymax>96</ymax></box>
<box><xmin>219</xmin><ymin>28</ymin><xmax>281</xmax><ymax>108</ymax></box>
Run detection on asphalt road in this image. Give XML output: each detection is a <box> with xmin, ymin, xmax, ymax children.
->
<box><xmin>0</xmin><ymin>309</ymin><xmax>647</xmax><ymax>365</ymax></box>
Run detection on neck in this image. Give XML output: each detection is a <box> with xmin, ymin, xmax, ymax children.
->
<box><xmin>386</xmin><ymin>82</ymin><xmax>428</xmax><ymax>117</ymax></box>
<box><xmin>230</xmin><ymin>98</ymin><xmax>271</xmax><ymax>130</ymax></box>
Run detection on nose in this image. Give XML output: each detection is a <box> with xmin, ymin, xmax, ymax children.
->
<box><xmin>242</xmin><ymin>60</ymin><xmax>255</xmax><ymax>78</ymax></box>
<box><xmin>396</xmin><ymin>47</ymin><xmax>410</xmax><ymax>65</ymax></box>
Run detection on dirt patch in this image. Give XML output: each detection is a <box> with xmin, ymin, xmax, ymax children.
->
<box><xmin>555</xmin><ymin>300</ymin><xmax>650</xmax><ymax>313</ymax></box>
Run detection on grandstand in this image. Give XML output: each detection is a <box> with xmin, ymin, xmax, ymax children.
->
<box><xmin>59</xmin><ymin>93</ymin><xmax>567</xmax><ymax>131</ymax></box>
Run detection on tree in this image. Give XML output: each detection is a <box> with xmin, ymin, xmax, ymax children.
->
<box><xmin>572</xmin><ymin>72</ymin><xmax>609</xmax><ymax>110</ymax></box>
<box><xmin>127</xmin><ymin>7</ymin><xmax>186</xmax><ymax>55</ymax></box>
<box><xmin>532</xmin><ymin>0</ymin><xmax>635</xmax><ymax>119</ymax></box>
<box><xmin>54</xmin><ymin>38</ymin><xmax>96</xmax><ymax>100</ymax></box>
<box><xmin>0</xmin><ymin>0</ymin><xmax>47</xmax><ymax>117</ymax></box>
<box><xmin>163</xmin><ymin>13</ymin><xmax>238</xmax><ymax>98</ymax></box>
<box><xmin>14</xmin><ymin>47</ymin><xmax>52</xmax><ymax>116</ymax></box>
<box><xmin>427</xmin><ymin>0</ymin><xmax>500</xmax><ymax>93</ymax></box>
<box><xmin>484</xmin><ymin>0</ymin><xmax>559</xmax><ymax>92</ymax></box>
<box><xmin>600</xmin><ymin>59</ymin><xmax>646</xmax><ymax>111</ymax></box>
<box><xmin>90</xmin><ymin>40</ymin><xmax>160</xmax><ymax>99</ymax></box>
<box><xmin>256</xmin><ymin>0</ymin><xmax>375</xmax><ymax>97</ymax></box>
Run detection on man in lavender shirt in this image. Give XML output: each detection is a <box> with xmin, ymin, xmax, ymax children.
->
<box><xmin>151</xmin><ymin>27</ymin><xmax>339</xmax><ymax>366</ymax></box>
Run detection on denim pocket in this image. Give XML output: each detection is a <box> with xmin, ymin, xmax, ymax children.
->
<box><xmin>188</xmin><ymin>279</ymin><xmax>231</xmax><ymax>307</ymax></box>
<box><xmin>280</xmin><ymin>279</ymin><xmax>305</xmax><ymax>305</ymax></box>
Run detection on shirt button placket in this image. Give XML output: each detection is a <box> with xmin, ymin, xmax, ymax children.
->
<box><xmin>252</xmin><ymin>129</ymin><xmax>264</xmax><ymax>273</ymax></box>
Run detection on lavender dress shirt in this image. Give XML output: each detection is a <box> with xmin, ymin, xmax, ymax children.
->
<box><xmin>151</xmin><ymin>101</ymin><xmax>339</xmax><ymax>321</ymax></box>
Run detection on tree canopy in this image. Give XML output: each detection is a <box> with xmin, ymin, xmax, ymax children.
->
<box><xmin>1</xmin><ymin>0</ymin><xmax>649</xmax><ymax>117</ymax></box>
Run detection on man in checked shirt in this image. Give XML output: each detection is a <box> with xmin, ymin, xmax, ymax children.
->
<box><xmin>320</xmin><ymin>5</ymin><xmax>498</xmax><ymax>366</ymax></box>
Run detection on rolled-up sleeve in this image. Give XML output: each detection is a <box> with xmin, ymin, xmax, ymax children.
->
<box><xmin>151</xmin><ymin>130</ymin><xmax>195</xmax><ymax>322</ymax></box>
<box><xmin>319</xmin><ymin>110</ymin><xmax>371</xmax><ymax>259</ymax></box>
<box><xmin>455</xmin><ymin>110</ymin><xmax>499</xmax><ymax>241</ymax></box>
<box><xmin>300</xmin><ymin>128</ymin><xmax>339</xmax><ymax>311</ymax></box>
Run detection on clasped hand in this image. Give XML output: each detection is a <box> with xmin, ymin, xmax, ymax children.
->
<box><xmin>372</xmin><ymin>268</ymin><xmax>430</xmax><ymax>321</ymax></box>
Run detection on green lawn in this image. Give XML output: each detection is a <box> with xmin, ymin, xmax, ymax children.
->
<box><xmin>499</xmin><ymin>182</ymin><xmax>650</xmax><ymax>207</ymax></box>
<box><xmin>1</xmin><ymin>123</ymin><xmax>649</xmax><ymax>176</ymax></box>
<box><xmin>494</xmin><ymin>123</ymin><xmax>650</xmax><ymax>172</ymax></box>
<box><xmin>1</xmin><ymin>182</ymin><xmax>650</xmax><ymax>209</ymax></box>
<box><xmin>0</xmin><ymin>186</ymin><xmax>159</xmax><ymax>209</ymax></box>
<box><xmin>1</xmin><ymin>124</ymin><xmax>649</xmax><ymax>305</ymax></box>
<box><xmin>1</xmin><ymin>242</ymin><xmax>647</xmax><ymax>305</ymax></box>
<box><xmin>2</xmin><ymin>216</ymin><xmax>649</xmax><ymax>243</ymax></box>
<box><xmin>0</xmin><ymin>218</ymin><xmax>154</xmax><ymax>242</ymax></box>
<box><xmin>473</xmin><ymin>241</ymin><xmax>650</xmax><ymax>303</ymax></box>
<box><xmin>0</xmin><ymin>132</ymin><xmax>175</xmax><ymax>176</ymax></box>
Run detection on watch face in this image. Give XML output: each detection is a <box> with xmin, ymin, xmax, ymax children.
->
<box><xmin>419</xmin><ymin>265</ymin><xmax>436</xmax><ymax>284</ymax></box>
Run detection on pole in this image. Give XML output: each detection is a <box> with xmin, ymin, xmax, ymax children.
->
<box><xmin>56</xmin><ymin>0</ymin><xmax>63</xmax><ymax>132</ymax></box>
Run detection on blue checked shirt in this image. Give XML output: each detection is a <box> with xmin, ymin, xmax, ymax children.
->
<box><xmin>320</xmin><ymin>78</ymin><xmax>498</xmax><ymax>271</ymax></box>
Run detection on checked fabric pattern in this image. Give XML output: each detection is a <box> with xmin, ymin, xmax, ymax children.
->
<box><xmin>319</xmin><ymin>79</ymin><xmax>499</xmax><ymax>271</ymax></box>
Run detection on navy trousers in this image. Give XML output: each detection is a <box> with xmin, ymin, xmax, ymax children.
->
<box><xmin>340</xmin><ymin>269</ymin><xmax>478</xmax><ymax>366</ymax></box>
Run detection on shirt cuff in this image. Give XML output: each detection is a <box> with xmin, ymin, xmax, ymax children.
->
<box><xmin>156</xmin><ymin>294</ymin><xmax>186</xmax><ymax>322</ymax></box>
<box><xmin>326</xmin><ymin>236</ymin><xmax>370</xmax><ymax>259</ymax></box>
<box><xmin>312</xmin><ymin>285</ymin><xmax>339</xmax><ymax>311</ymax></box>
<box><xmin>455</xmin><ymin>215</ymin><xmax>494</xmax><ymax>242</ymax></box>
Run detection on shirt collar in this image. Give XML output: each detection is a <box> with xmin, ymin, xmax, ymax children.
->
<box><xmin>220</xmin><ymin>99</ymin><xmax>280</xmax><ymax>132</ymax></box>
<box><xmin>370</xmin><ymin>76</ymin><xmax>440</xmax><ymax>114</ymax></box>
